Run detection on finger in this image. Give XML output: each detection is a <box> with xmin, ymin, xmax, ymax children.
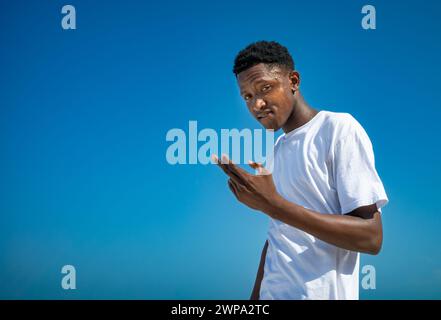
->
<box><xmin>247</xmin><ymin>160</ymin><xmax>261</xmax><ymax>171</ymax></box>
<box><xmin>213</xmin><ymin>154</ymin><xmax>243</xmax><ymax>184</ymax></box>
<box><xmin>222</xmin><ymin>154</ymin><xmax>250</xmax><ymax>184</ymax></box>
<box><xmin>228</xmin><ymin>179</ymin><xmax>239</xmax><ymax>199</ymax></box>
<box><xmin>248</xmin><ymin>160</ymin><xmax>271</xmax><ymax>176</ymax></box>
<box><xmin>213</xmin><ymin>154</ymin><xmax>230</xmax><ymax>175</ymax></box>
<box><xmin>229</xmin><ymin>177</ymin><xmax>244</xmax><ymax>193</ymax></box>
<box><xmin>216</xmin><ymin>154</ymin><xmax>247</xmax><ymax>185</ymax></box>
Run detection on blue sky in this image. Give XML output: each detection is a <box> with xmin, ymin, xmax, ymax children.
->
<box><xmin>0</xmin><ymin>0</ymin><xmax>440</xmax><ymax>299</ymax></box>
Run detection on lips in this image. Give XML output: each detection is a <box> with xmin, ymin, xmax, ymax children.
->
<box><xmin>257</xmin><ymin>110</ymin><xmax>273</xmax><ymax>119</ymax></box>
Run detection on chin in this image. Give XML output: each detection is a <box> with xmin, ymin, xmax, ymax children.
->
<box><xmin>261</xmin><ymin>120</ymin><xmax>281</xmax><ymax>131</ymax></box>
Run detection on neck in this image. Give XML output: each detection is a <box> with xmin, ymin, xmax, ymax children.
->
<box><xmin>282</xmin><ymin>92</ymin><xmax>318</xmax><ymax>134</ymax></box>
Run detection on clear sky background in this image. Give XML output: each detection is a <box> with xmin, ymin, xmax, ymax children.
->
<box><xmin>1</xmin><ymin>0</ymin><xmax>440</xmax><ymax>299</ymax></box>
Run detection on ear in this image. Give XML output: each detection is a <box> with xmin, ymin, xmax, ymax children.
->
<box><xmin>289</xmin><ymin>71</ymin><xmax>300</xmax><ymax>93</ymax></box>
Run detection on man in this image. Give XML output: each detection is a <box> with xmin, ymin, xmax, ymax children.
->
<box><xmin>213</xmin><ymin>41</ymin><xmax>388</xmax><ymax>300</ymax></box>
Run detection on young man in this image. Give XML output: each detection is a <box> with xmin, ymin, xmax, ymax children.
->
<box><xmin>213</xmin><ymin>41</ymin><xmax>388</xmax><ymax>300</ymax></box>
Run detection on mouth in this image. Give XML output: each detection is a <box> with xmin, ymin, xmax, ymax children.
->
<box><xmin>257</xmin><ymin>110</ymin><xmax>274</xmax><ymax>120</ymax></box>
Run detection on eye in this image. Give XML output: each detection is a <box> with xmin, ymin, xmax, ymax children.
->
<box><xmin>262</xmin><ymin>84</ymin><xmax>272</xmax><ymax>92</ymax></box>
<box><xmin>244</xmin><ymin>94</ymin><xmax>252</xmax><ymax>101</ymax></box>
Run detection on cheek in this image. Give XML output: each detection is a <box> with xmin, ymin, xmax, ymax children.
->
<box><xmin>271</xmin><ymin>93</ymin><xmax>292</xmax><ymax>114</ymax></box>
<box><xmin>272</xmin><ymin>87</ymin><xmax>291</xmax><ymax>104</ymax></box>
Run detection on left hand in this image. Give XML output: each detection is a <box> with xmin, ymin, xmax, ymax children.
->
<box><xmin>212</xmin><ymin>154</ymin><xmax>280</xmax><ymax>214</ymax></box>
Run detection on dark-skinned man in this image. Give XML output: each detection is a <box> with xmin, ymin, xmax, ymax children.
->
<box><xmin>213</xmin><ymin>41</ymin><xmax>388</xmax><ymax>300</ymax></box>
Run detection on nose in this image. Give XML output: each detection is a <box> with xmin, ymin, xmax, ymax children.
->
<box><xmin>253</xmin><ymin>98</ymin><xmax>266</xmax><ymax>112</ymax></box>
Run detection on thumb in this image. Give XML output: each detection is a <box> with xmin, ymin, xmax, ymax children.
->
<box><xmin>248</xmin><ymin>160</ymin><xmax>265</xmax><ymax>175</ymax></box>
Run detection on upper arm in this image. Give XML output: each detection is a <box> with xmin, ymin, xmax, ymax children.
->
<box><xmin>346</xmin><ymin>204</ymin><xmax>383</xmax><ymax>254</ymax></box>
<box><xmin>332</xmin><ymin>116</ymin><xmax>389</xmax><ymax>215</ymax></box>
<box><xmin>345</xmin><ymin>203</ymin><xmax>378</xmax><ymax>220</ymax></box>
<box><xmin>346</xmin><ymin>203</ymin><xmax>383</xmax><ymax>242</ymax></box>
<box><xmin>346</xmin><ymin>203</ymin><xmax>382</xmax><ymax>232</ymax></box>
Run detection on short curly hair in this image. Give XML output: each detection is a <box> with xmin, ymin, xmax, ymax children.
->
<box><xmin>233</xmin><ymin>41</ymin><xmax>295</xmax><ymax>76</ymax></box>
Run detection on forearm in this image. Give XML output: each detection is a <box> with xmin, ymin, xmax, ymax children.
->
<box><xmin>265</xmin><ymin>195</ymin><xmax>382</xmax><ymax>254</ymax></box>
<box><xmin>250</xmin><ymin>240</ymin><xmax>268</xmax><ymax>300</ymax></box>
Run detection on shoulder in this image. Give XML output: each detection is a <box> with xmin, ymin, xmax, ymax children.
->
<box><xmin>273</xmin><ymin>133</ymin><xmax>286</xmax><ymax>156</ymax></box>
<box><xmin>317</xmin><ymin>111</ymin><xmax>374</xmax><ymax>159</ymax></box>
<box><xmin>320</xmin><ymin>111</ymin><xmax>367</xmax><ymax>141</ymax></box>
<box><xmin>321</xmin><ymin>111</ymin><xmax>359</xmax><ymax>132</ymax></box>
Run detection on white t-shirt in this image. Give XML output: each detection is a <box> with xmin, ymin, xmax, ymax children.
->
<box><xmin>260</xmin><ymin>110</ymin><xmax>389</xmax><ymax>300</ymax></box>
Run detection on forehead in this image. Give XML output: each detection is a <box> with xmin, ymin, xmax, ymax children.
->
<box><xmin>237</xmin><ymin>63</ymin><xmax>284</xmax><ymax>90</ymax></box>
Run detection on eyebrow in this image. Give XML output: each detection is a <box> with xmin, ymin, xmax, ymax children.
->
<box><xmin>240</xmin><ymin>79</ymin><xmax>272</xmax><ymax>95</ymax></box>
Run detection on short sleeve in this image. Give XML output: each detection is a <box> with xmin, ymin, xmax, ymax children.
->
<box><xmin>333</xmin><ymin>119</ymin><xmax>389</xmax><ymax>214</ymax></box>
